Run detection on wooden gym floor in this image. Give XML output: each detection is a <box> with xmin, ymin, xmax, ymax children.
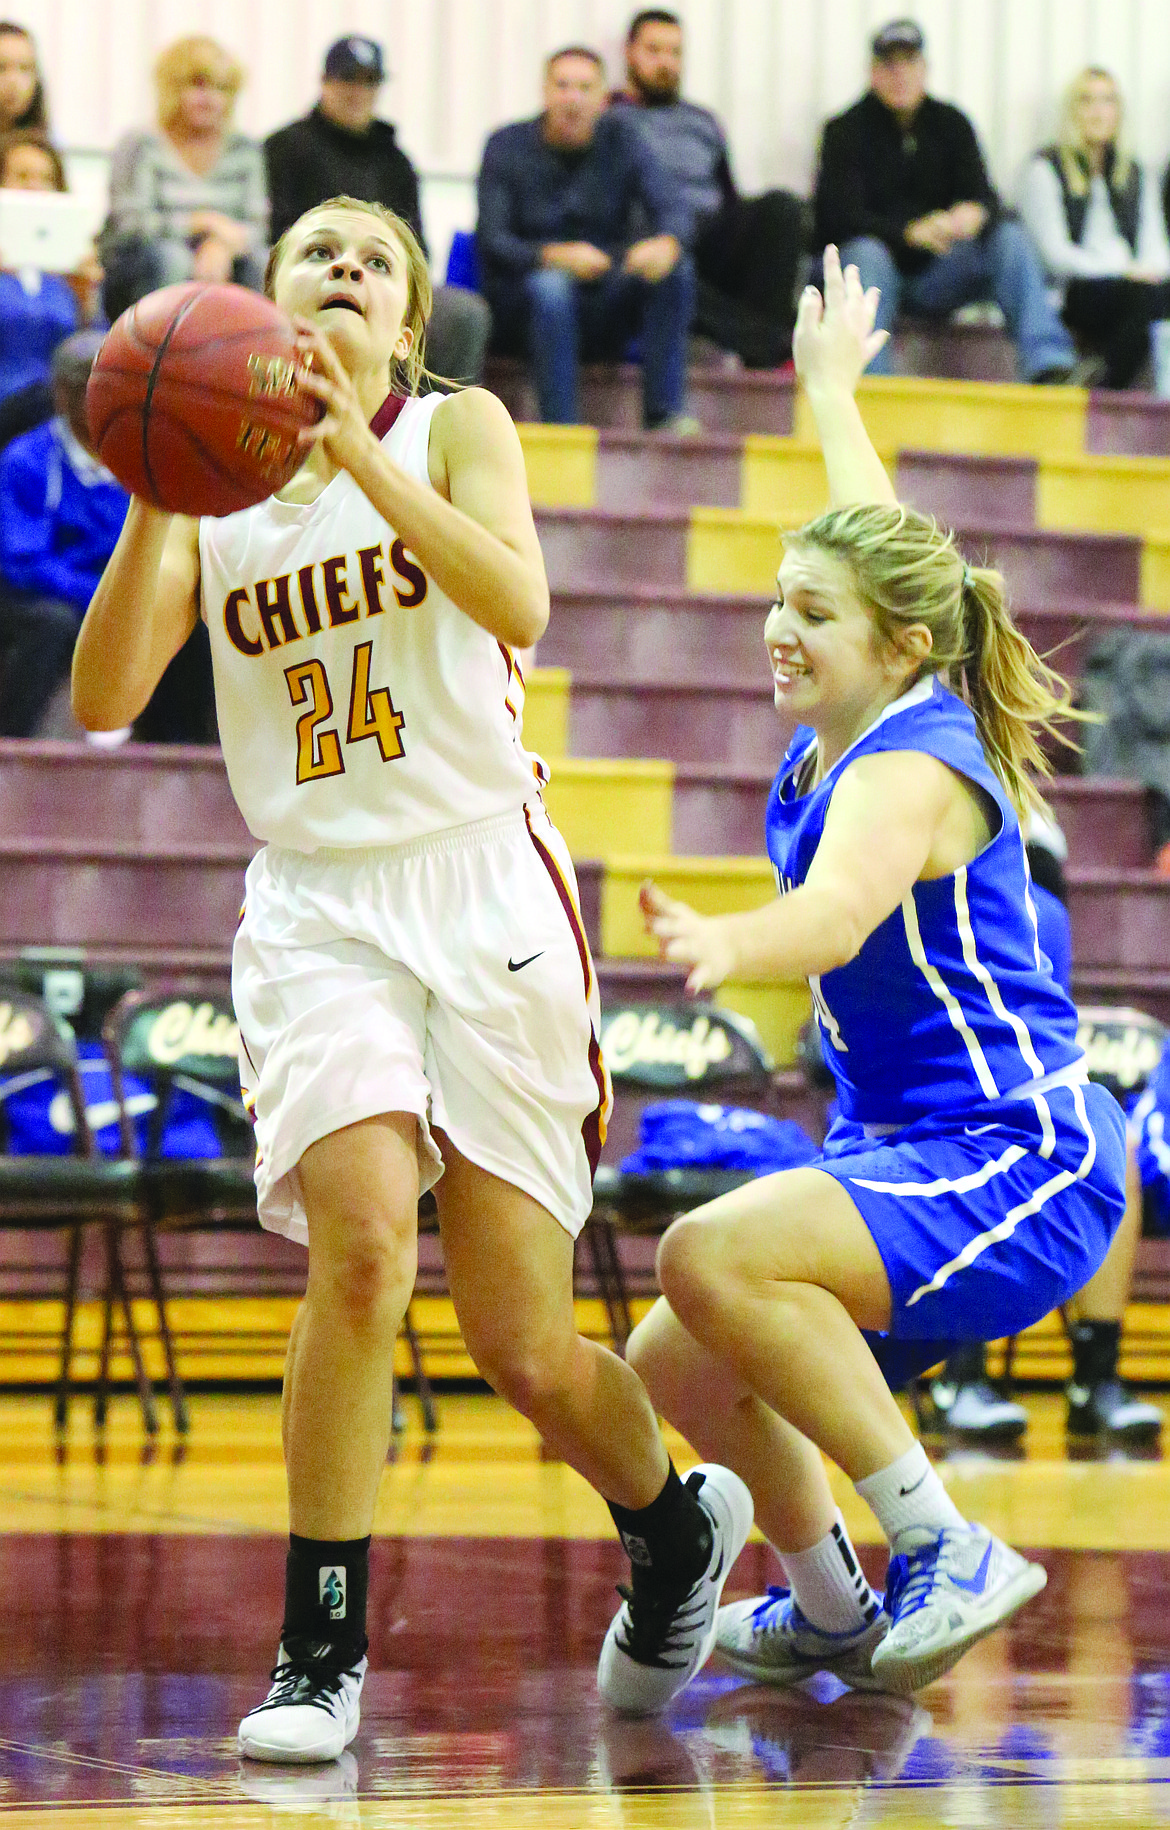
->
<box><xmin>1</xmin><ymin>1387</ymin><xmax>1169</xmax><ymax>1827</ymax></box>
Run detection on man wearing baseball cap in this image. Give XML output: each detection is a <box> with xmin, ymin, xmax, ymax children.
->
<box><xmin>813</xmin><ymin>17</ymin><xmax>1084</xmax><ymax>382</ymax></box>
<box><xmin>264</xmin><ymin>36</ymin><xmax>490</xmax><ymax>383</ymax></box>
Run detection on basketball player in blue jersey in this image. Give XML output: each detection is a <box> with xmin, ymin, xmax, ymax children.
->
<box><xmin>71</xmin><ymin>196</ymin><xmax>752</xmax><ymax>1759</ymax></box>
<box><xmin>624</xmin><ymin>245</ymin><xmax>1128</xmax><ymax>1696</ymax></box>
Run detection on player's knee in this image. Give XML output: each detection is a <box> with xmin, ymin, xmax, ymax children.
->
<box><xmin>472</xmin><ymin>1329</ymin><xmax>572</xmax><ymax>1419</ymax></box>
<box><xmin>310</xmin><ymin>1211</ymin><xmax>416</xmax><ymax>1334</ymax></box>
<box><xmin>656</xmin><ymin>1216</ymin><xmax>723</xmax><ymax>1325</ymax></box>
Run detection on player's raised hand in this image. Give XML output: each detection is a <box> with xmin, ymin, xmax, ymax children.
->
<box><xmin>640</xmin><ymin>880</ymin><xmax>738</xmax><ymax>996</ymax></box>
<box><xmin>793</xmin><ymin>243</ymin><xmax>889</xmax><ymax>395</ymax></box>
<box><xmin>292</xmin><ymin>317</ymin><xmax>377</xmax><ymax>474</ymax></box>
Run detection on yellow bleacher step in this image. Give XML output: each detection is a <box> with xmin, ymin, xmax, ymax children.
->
<box><xmin>522</xmin><ymin>665</ymin><xmax>570</xmax><ymax>758</ymax></box>
<box><xmin>542</xmin><ymin>758</ymin><xmax>673</xmax><ymax>857</ymax></box>
<box><xmin>687</xmin><ymin>506</ymin><xmax>782</xmax><ymax>594</ymax></box>
<box><xmin>1037</xmin><ymin>454</ymin><xmax>1170</xmax><ymax>538</ymax></box>
<box><xmin>517</xmin><ymin>423</ymin><xmax>597</xmax><ymax>507</ymax></box>
<box><xmin>601</xmin><ymin>854</ymin><xmax>810</xmax><ymax>1062</ymax></box>
<box><xmin>795</xmin><ymin>375</ymin><xmax>1087</xmax><ymax>459</ymax></box>
<box><xmin>1141</xmin><ymin>539</ymin><xmax>1170</xmax><ymax>612</ymax></box>
<box><xmin>741</xmin><ymin>434</ymin><xmax>896</xmax><ymax>521</ymax></box>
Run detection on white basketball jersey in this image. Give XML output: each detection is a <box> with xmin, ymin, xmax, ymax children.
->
<box><xmin>200</xmin><ymin>393</ymin><xmax>547</xmax><ymax>851</ymax></box>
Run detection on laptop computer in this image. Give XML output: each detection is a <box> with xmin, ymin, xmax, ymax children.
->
<box><xmin>0</xmin><ymin>191</ymin><xmax>96</xmax><ymax>273</ymax></box>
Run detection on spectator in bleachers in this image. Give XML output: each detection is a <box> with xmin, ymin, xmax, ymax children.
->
<box><xmin>263</xmin><ymin>35</ymin><xmax>489</xmax><ymax>385</ymax></box>
<box><xmin>613</xmin><ymin>7</ymin><xmax>803</xmax><ymax>370</ymax></box>
<box><xmin>1018</xmin><ymin>69</ymin><xmax>1170</xmax><ymax>394</ymax></box>
<box><xmin>477</xmin><ymin>45</ymin><xmax>695</xmax><ymax>427</ymax></box>
<box><xmin>815</xmin><ymin>17</ymin><xmax>1083</xmax><ymax>383</ymax></box>
<box><xmin>0</xmin><ymin>130</ymin><xmax>103</xmax><ymax>449</ymax></box>
<box><xmin>100</xmin><ymin>35</ymin><xmax>267</xmax><ymax>324</ymax></box>
<box><xmin>0</xmin><ymin>329</ymin><xmax>128</xmax><ymax>736</ymax></box>
<box><xmin>0</xmin><ymin>21</ymin><xmax>47</xmax><ymax>132</ymax></box>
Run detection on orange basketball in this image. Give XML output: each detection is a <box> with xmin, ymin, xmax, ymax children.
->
<box><xmin>86</xmin><ymin>282</ymin><xmax>323</xmax><ymax>517</ymax></box>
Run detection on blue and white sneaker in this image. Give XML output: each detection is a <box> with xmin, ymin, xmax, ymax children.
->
<box><xmin>870</xmin><ymin>1524</ymin><xmax>1047</xmax><ymax>1693</ymax></box>
<box><xmin>715</xmin><ymin>1586</ymin><xmax>889</xmax><ymax>1690</ymax></box>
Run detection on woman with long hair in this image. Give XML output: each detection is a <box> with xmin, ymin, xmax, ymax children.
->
<box><xmin>1018</xmin><ymin>66</ymin><xmax>1170</xmax><ymax>391</ymax></box>
<box><xmin>627</xmin><ymin>246</ymin><xmax>1128</xmax><ymax>1696</ymax></box>
<box><xmin>101</xmin><ymin>35</ymin><xmax>267</xmax><ymax>322</ymax></box>
<box><xmin>0</xmin><ymin>21</ymin><xmax>47</xmax><ymax>133</ymax></box>
<box><xmin>72</xmin><ymin>194</ymin><xmax>749</xmax><ymax>1761</ymax></box>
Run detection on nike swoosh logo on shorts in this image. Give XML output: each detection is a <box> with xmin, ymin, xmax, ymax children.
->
<box><xmin>508</xmin><ymin>952</ymin><xmax>544</xmax><ymax>972</ymax></box>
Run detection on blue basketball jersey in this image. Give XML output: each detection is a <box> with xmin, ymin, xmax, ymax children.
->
<box><xmin>764</xmin><ymin>675</ymin><xmax>1084</xmax><ymax>1127</ymax></box>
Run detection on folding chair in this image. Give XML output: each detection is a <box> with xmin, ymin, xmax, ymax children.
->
<box><xmin>104</xmin><ymin>986</ymin><xmax>436</xmax><ymax>1433</ymax></box>
<box><xmin>0</xmin><ymin>990</ymin><xmax>140</xmax><ymax>1427</ymax></box>
<box><xmin>584</xmin><ymin>1001</ymin><xmax>783</xmax><ymax>1351</ymax></box>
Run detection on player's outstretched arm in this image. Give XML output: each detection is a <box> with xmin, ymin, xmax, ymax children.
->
<box><xmin>795</xmin><ymin>244</ymin><xmax>896</xmax><ymax>510</ymax></box>
<box><xmin>642</xmin><ymin>750</ymin><xmax>952</xmax><ymax>993</ymax></box>
<box><xmin>71</xmin><ymin>502</ymin><xmax>199</xmax><ymax>730</ymax></box>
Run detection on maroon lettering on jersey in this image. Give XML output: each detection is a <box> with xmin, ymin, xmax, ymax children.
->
<box><xmin>224</xmin><ymin>587</ymin><xmax>264</xmax><ymax>657</ymax></box>
<box><xmin>297</xmin><ymin>564</ymin><xmax>323</xmax><ymax>635</ymax></box>
<box><xmin>357</xmin><ymin>543</ymin><xmax>387</xmax><ymax>617</ymax></box>
<box><xmin>255</xmin><ymin>573</ymin><xmax>301</xmax><ymax>649</ymax></box>
<box><xmin>390</xmin><ymin>538</ymin><xmax>427</xmax><ymax>608</ymax></box>
<box><xmin>321</xmin><ymin>554</ymin><xmax>359</xmax><ymax>626</ymax></box>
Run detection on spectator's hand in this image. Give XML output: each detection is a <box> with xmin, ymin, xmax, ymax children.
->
<box><xmin>189</xmin><ymin>210</ymin><xmax>250</xmax><ymax>255</ymax></box>
<box><xmin>623</xmin><ymin>234</ymin><xmax>681</xmax><ymax>282</ymax></box>
<box><xmin>640</xmin><ymin>880</ymin><xmax>736</xmax><ymax>996</ymax></box>
<box><xmin>793</xmin><ymin>243</ymin><xmax>888</xmax><ymax>396</ymax></box>
<box><xmin>541</xmin><ymin>242</ymin><xmax>612</xmax><ymax>280</ymax></box>
<box><xmin>192</xmin><ymin>234</ymin><xmax>235</xmax><ymax>284</ymax></box>
<box><xmin>904</xmin><ymin>212</ymin><xmax>954</xmax><ymax>256</ymax></box>
<box><xmin>945</xmin><ymin>202</ymin><xmax>987</xmax><ymax>241</ymax></box>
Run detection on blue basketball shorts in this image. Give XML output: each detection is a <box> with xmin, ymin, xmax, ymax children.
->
<box><xmin>813</xmin><ymin>1078</ymin><xmax>1128</xmax><ymax>1384</ymax></box>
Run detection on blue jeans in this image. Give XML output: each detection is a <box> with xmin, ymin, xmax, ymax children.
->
<box><xmin>495</xmin><ymin>256</ymin><xmax>695</xmax><ymax>425</ymax></box>
<box><xmin>840</xmin><ymin>221</ymin><xmax>1076</xmax><ymax>380</ymax></box>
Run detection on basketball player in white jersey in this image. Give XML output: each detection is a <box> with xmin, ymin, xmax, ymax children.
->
<box><xmin>71</xmin><ymin>197</ymin><xmax>750</xmax><ymax>1760</ymax></box>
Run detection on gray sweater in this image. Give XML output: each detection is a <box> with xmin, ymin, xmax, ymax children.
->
<box><xmin>106</xmin><ymin>129</ymin><xmax>268</xmax><ymax>255</ymax></box>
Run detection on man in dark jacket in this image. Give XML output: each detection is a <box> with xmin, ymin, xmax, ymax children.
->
<box><xmin>614</xmin><ymin>7</ymin><xmax>802</xmax><ymax>369</ymax></box>
<box><xmin>815</xmin><ymin>17</ymin><xmax>1080</xmax><ymax>381</ymax></box>
<box><xmin>477</xmin><ymin>45</ymin><xmax>695</xmax><ymax>426</ymax></box>
<box><xmin>264</xmin><ymin>35</ymin><xmax>490</xmax><ymax>384</ymax></box>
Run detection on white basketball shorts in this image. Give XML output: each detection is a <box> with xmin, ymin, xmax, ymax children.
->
<box><xmin>232</xmin><ymin>802</ymin><xmax>611</xmax><ymax>1244</ymax></box>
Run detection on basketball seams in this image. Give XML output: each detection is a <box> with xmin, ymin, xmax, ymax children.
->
<box><xmin>140</xmin><ymin>288</ymin><xmax>206</xmax><ymax>505</ymax></box>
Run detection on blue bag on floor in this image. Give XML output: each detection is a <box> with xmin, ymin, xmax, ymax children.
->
<box><xmin>1133</xmin><ymin>1038</ymin><xmax>1170</xmax><ymax>1235</ymax></box>
<box><xmin>620</xmin><ymin>1100</ymin><xmax>819</xmax><ymax>1176</ymax></box>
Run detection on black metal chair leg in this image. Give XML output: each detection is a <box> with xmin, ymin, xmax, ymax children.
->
<box><xmin>95</xmin><ymin>1228</ymin><xmax>117</xmax><ymax>1430</ymax></box>
<box><xmin>584</xmin><ymin>1217</ymin><xmax>632</xmax><ymax>1351</ymax></box>
<box><xmin>106</xmin><ymin>1225</ymin><xmax>158</xmax><ymax>1433</ymax></box>
<box><xmin>402</xmin><ymin>1303</ymin><xmax>437</xmax><ymax>1432</ymax></box>
<box><xmin>140</xmin><ymin>1220</ymin><xmax>189</xmax><ymax>1432</ymax></box>
<box><xmin>56</xmin><ymin>1223</ymin><xmax>83</xmax><ymax>1431</ymax></box>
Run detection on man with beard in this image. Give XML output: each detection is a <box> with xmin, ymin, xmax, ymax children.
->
<box><xmin>613</xmin><ymin>8</ymin><xmax>804</xmax><ymax>368</ymax></box>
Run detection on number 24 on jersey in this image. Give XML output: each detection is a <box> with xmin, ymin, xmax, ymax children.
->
<box><xmin>284</xmin><ymin>641</ymin><xmax>405</xmax><ymax>783</ymax></box>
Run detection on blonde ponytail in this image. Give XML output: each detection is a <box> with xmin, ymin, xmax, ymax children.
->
<box><xmin>788</xmin><ymin>503</ymin><xmax>1090</xmax><ymax>818</ymax></box>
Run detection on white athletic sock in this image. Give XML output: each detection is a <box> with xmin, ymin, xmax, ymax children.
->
<box><xmin>776</xmin><ymin>1509</ymin><xmax>882</xmax><ymax>1635</ymax></box>
<box><xmin>854</xmin><ymin>1443</ymin><xmax>967</xmax><ymax>1552</ymax></box>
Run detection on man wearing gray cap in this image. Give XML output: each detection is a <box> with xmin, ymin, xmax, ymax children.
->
<box><xmin>264</xmin><ymin>35</ymin><xmax>490</xmax><ymax>384</ymax></box>
<box><xmin>814</xmin><ymin>17</ymin><xmax>1084</xmax><ymax>382</ymax></box>
<box><xmin>0</xmin><ymin>329</ymin><xmax>128</xmax><ymax>735</ymax></box>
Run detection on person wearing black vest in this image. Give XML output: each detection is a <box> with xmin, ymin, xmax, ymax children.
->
<box><xmin>1018</xmin><ymin>67</ymin><xmax>1170</xmax><ymax>392</ymax></box>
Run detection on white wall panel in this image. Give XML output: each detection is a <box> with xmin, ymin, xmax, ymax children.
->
<box><xmin>12</xmin><ymin>0</ymin><xmax>1170</xmax><ymax>266</ymax></box>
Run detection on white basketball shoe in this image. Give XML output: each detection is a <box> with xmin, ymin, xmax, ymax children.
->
<box><xmin>870</xmin><ymin>1523</ymin><xmax>1047</xmax><ymax>1693</ymax></box>
<box><xmin>238</xmin><ymin>1642</ymin><xmax>367</xmax><ymax>1763</ymax></box>
<box><xmin>598</xmin><ymin>1464</ymin><xmax>754</xmax><ymax>1716</ymax></box>
<box><xmin>715</xmin><ymin>1586</ymin><xmax>889</xmax><ymax>1689</ymax></box>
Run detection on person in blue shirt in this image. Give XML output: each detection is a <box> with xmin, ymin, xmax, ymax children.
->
<box><xmin>620</xmin><ymin>246</ymin><xmax>1127</xmax><ymax>1699</ymax></box>
<box><xmin>476</xmin><ymin>44</ymin><xmax>695</xmax><ymax>427</ymax></box>
<box><xmin>0</xmin><ymin>328</ymin><xmax>128</xmax><ymax>734</ymax></box>
<box><xmin>0</xmin><ymin>130</ymin><xmax>103</xmax><ymax>448</ymax></box>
